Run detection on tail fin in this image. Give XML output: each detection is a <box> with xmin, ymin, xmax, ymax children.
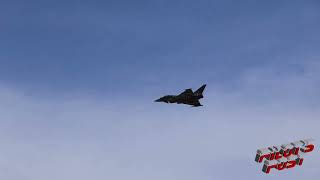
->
<box><xmin>194</xmin><ymin>84</ymin><xmax>206</xmax><ymax>97</ymax></box>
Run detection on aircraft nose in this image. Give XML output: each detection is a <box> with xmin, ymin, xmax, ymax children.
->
<box><xmin>155</xmin><ymin>98</ymin><xmax>162</xmax><ymax>102</ymax></box>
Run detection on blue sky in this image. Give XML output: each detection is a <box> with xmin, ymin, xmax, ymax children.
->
<box><xmin>1</xmin><ymin>0</ymin><xmax>319</xmax><ymax>95</ymax></box>
<box><xmin>0</xmin><ymin>1</ymin><xmax>319</xmax><ymax>180</ymax></box>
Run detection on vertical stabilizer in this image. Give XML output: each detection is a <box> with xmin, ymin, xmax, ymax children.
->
<box><xmin>194</xmin><ymin>84</ymin><xmax>206</xmax><ymax>97</ymax></box>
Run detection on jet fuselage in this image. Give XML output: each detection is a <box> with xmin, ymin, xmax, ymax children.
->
<box><xmin>155</xmin><ymin>84</ymin><xmax>206</xmax><ymax>107</ymax></box>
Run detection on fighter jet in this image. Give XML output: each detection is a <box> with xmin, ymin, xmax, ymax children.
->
<box><xmin>155</xmin><ymin>84</ymin><xmax>206</xmax><ymax>107</ymax></box>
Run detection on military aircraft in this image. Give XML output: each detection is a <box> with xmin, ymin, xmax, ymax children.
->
<box><xmin>155</xmin><ymin>84</ymin><xmax>206</xmax><ymax>107</ymax></box>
